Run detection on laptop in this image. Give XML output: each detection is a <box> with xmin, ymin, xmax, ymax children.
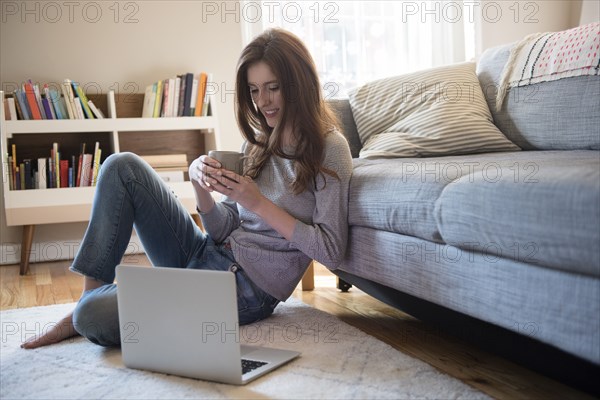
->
<box><xmin>115</xmin><ymin>264</ymin><xmax>300</xmax><ymax>384</ymax></box>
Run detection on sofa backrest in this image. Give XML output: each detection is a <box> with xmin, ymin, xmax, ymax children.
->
<box><xmin>327</xmin><ymin>98</ymin><xmax>362</xmax><ymax>158</ymax></box>
<box><xmin>477</xmin><ymin>43</ymin><xmax>600</xmax><ymax>150</ymax></box>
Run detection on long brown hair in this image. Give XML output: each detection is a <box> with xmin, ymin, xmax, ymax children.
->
<box><xmin>235</xmin><ymin>28</ymin><xmax>340</xmax><ymax>194</ymax></box>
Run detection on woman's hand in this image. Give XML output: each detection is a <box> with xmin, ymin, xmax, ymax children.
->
<box><xmin>210</xmin><ymin>169</ymin><xmax>264</xmax><ymax>212</ymax></box>
<box><xmin>188</xmin><ymin>155</ymin><xmax>222</xmax><ymax>193</ymax></box>
<box><xmin>202</xmin><ymin>166</ymin><xmax>297</xmax><ymax>240</ymax></box>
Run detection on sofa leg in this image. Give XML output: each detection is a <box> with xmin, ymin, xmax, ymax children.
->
<box><xmin>337</xmin><ymin>277</ymin><xmax>352</xmax><ymax>292</ymax></box>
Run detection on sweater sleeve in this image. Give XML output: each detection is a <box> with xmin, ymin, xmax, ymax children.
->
<box><xmin>289</xmin><ymin>132</ymin><xmax>353</xmax><ymax>269</ymax></box>
<box><xmin>200</xmin><ymin>198</ymin><xmax>240</xmax><ymax>243</ymax></box>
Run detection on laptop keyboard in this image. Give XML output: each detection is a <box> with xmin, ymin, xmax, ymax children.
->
<box><xmin>241</xmin><ymin>359</ymin><xmax>268</xmax><ymax>374</ymax></box>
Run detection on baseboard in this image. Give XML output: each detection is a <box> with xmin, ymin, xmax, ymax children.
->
<box><xmin>0</xmin><ymin>236</ymin><xmax>145</xmax><ymax>266</ymax></box>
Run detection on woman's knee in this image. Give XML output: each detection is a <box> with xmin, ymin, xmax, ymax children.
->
<box><xmin>73</xmin><ymin>285</ymin><xmax>120</xmax><ymax>347</ymax></box>
<box><xmin>101</xmin><ymin>152</ymin><xmax>143</xmax><ymax>174</ymax></box>
<box><xmin>97</xmin><ymin>152</ymin><xmax>151</xmax><ymax>187</ymax></box>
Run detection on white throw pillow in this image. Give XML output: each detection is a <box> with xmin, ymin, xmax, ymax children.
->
<box><xmin>348</xmin><ymin>62</ymin><xmax>520</xmax><ymax>159</ymax></box>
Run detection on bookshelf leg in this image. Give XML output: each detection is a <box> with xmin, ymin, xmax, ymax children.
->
<box><xmin>191</xmin><ymin>213</ymin><xmax>205</xmax><ymax>232</ymax></box>
<box><xmin>20</xmin><ymin>225</ymin><xmax>35</xmax><ymax>275</ymax></box>
<box><xmin>301</xmin><ymin>261</ymin><xmax>315</xmax><ymax>291</ymax></box>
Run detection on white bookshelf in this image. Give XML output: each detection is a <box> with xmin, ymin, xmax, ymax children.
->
<box><xmin>0</xmin><ymin>90</ymin><xmax>219</xmax><ymax>274</ymax></box>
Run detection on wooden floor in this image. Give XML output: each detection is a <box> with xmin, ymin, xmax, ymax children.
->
<box><xmin>0</xmin><ymin>255</ymin><xmax>594</xmax><ymax>400</ymax></box>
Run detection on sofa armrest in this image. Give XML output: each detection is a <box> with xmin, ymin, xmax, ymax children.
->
<box><xmin>327</xmin><ymin>98</ymin><xmax>362</xmax><ymax>158</ymax></box>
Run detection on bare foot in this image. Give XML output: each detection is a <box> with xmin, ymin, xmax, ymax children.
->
<box><xmin>21</xmin><ymin>312</ymin><xmax>78</xmax><ymax>349</ymax></box>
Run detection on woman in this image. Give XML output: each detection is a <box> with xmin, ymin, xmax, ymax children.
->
<box><xmin>22</xmin><ymin>28</ymin><xmax>352</xmax><ymax>349</ymax></box>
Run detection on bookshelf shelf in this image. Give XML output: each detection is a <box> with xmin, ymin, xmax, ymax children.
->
<box><xmin>4</xmin><ymin>119</ymin><xmax>117</xmax><ymax>135</ymax></box>
<box><xmin>4</xmin><ymin>116</ymin><xmax>218</xmax><ymax>136</ymax></box>
<box><xmin>1</xmin><ymin>90</ymin><xmax>219</xmax><ymax>274</ymax></box>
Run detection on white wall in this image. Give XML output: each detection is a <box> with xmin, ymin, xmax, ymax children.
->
<box><xmin>1</xmin><ymin>1</ymin><xmax>245</xmax><ymax>264</ymax></box>
<box><xmin>579</xmin><ymin>0</ymin><xmax>600</xmax><ymax>25</ymax></box>
<box><xmin>474</xmin><ymin>0</ymin><xmax>584</xmax><ymax>57</ymax></box>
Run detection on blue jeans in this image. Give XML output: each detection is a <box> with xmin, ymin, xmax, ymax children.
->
<box><xmin>69</xmin><ymin>153</ymin><xmax>279</xmax><ymax>347</ymax></box>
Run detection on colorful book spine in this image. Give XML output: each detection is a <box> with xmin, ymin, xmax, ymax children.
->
<box><xmin>43</xmin><ymin>84</ymin><xmax>57</xmax><ymax>119</ymax></box>
<box><xmin>202</xmin><ymin>73</ymin><xmax>212</xmax><ymax>116</ymax></box>
<box><xmin>195</xmin><ymin>72</ymin><xmax>208</xmax><ymax>116</ymax></box>
<box><xmin>23</xmin><ymin>83</ymin><xmax>42</xmax><ymax>120</ymax></box>
<box><xmin>61</xmin><ymin>80</ymin><xmax>75</xmax><ymax>119</ymax></box>
<box><xmin>72</xmin><ymin>81</ymin><xmax>94</xmax><ymax>119</ymax></box>
<box><xmin>60</xmin><ymin>160</ymin><xmax>69</xmax><ymax>188</ymax></box>
<box><xmin>153</xmin><ymin>80</ymin><xmax>163</xmax><ymax>118</ymax></box>
<box><xmin>52</xmin><ymin>142</ymin><xmax>60</xmax><ymax>188</ymax></box>
<box><xmin>41</xmin><ymin>97</ymin><xmax>54</xmax><ymax>120</ymax></box>
<box><xmin>91</xmin><ymin>145</ymin><xmax>102</xmax><ymax>186</ymax></box>
<box><xmin>183</xmin><ymin>72</ymin><xmax>194</xmax><ymax>117</ymax></box>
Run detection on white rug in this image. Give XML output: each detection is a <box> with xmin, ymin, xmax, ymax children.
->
<box><xmin>1</xmin><ymin>299</ymin><xmax>488</xmax><ymax>399</ymax></box>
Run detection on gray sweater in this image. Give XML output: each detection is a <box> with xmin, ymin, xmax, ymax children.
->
<box><xmin>200</xmin><ymin>131</ymin><xmax>353</xmax><ymax>300</ymax></box>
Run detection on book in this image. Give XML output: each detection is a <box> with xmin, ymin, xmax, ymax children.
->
<box><xmin>91</xmin><ymin>141</ymin><xmax>101</xmax><ymax>186</ymax></box>
<box><xmin>24</xmin><ymin>159</ymin><xmax>33</xmax><ymax>189</ymax></box>
<box><xmin>195</xmin><ymin>72</ymin><xmax>208</xmax><ymax>116</ymax></box>
<box><xmin>168</xmin><ymin>78</ymin><xmax>176</xmax><ymax>117</ymax></box>
<box><xmin>140</xmin><ymin>154</ymin><xmax>187</xmax><ymax>169</ymax></box>
<box><xmin>161</xmin><ymin>79</ymin><xmax>170</xmax><ymax>118</ymax></box>
<box><xmin>60</xmin><ymin>160</ymin><xmax>69</xmax><ymax>188</ymax></box>
<box><xmin>23</xmin><ymin>82</ymin><xmax>42</xmax><ymax>119</ymax></box>
<box><xmin>6</xmin><ymin>97</ymin><xmax>17</xmax><ymax>120</ymax></box>
<box><xmin>142</xmin><ymin>84</ymin><xmax>156</xmax><ymax>118</ymax></box>
<box><xmin>37</xmin><ymin>158</ymin><xmax>47</xmax><ymax>189</ymax></box>
<box><xmin>177</xmin><ymin>74</ymin><xmax>185</xmax><ymax>117</ymax></box>
<box><xmin>31</xmin><ymin>81</ymin><xmax>47</xmax><ymax>119</ymax></box>
<box><xmin>48</xmin><ymin>88</ymin><xmax>65</xmax><ymax>119</ymax></box>
<box><xmin>182</xmin><ymin>72</ymin><xmax>194</xmax><ymax>116</ymax></box>
<box><xmin>43</xmin><ymin>85</ymin><xmax>57</xmax><ymax>119</ymax></box>
<box><xmin>19</xmin><ymin>164</ymin><xmax>24</xmax><ymax>190</ymax></box>
<box><xmin>12</xmin><ymin>90</ymin><xmax>26</xmax><ymax>120</ymax></box>
<box><xmin>79</xmin><ymin>153</ymin><xmax>93</xmax><ymax>187</ymax></box>
<box><xmin>153</xmin><ymin>80</ymin><xmax>163</xmax><ymax>118</ymax></box>
<box><xmin>71</xmin><ymin>81</ymin><xmax>94</xmax><ymax>119</ymax></box>
<box><xmin>73</xmin><ymin>98</ymin><xmax>85</xmax><ymax>119</ymax></box>
<box><xmin>202</xmin><ymin>73</ymin><xmax>213</xmax><ymax>116</ymax></box>
<box><xmin>61</xmin><ymin>80</ymin><xmax>76</xmax><ymax>119</ymax></box>
<box><xmin>173</xmin><ymin>77</ymin><xmax>181</xmax><ymax>119</ymax></box>
<box><xmin>53</xmin><ymin>142</ymin><xmax>62</xmax><ymax>188</ymax></box>
<box><xmin>190</xmin><ymin>78</ymin><xmax>199</xmax><ymax>116</ymax></box>
<box><xmin>41</xmin><ymin>97</ymin><xmax>54</xmax><ymax>120</ymax></box>
<box><xmin>88</xmin><ymin>100</ymin><xmax>105</xmax><ymax>119</ymax></box>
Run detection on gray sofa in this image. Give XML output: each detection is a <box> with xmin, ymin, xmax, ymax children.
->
<box><xmin>328</xmin><ymin>42</ymin><xmax>599</xmax><ymax>393</ymax></box>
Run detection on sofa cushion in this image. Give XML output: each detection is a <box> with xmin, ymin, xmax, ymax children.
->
<box><xmin>347</xmin><ymin>62</ymin><xmax>520</xmax><ymax>159</ymax></box>
<box><xmin>349</xmin><ymin>153</ymin><xmax>525</xmax><ymax>243</ymax></box>
<box><xmin>434</xmin><ymin>151</ymin><xmax>600</xmax><ymax>278</ymax></box>
<box><xmin>349</xmin><ymin>158</ymin><xmax>447</xmax><ymax>242</ymax></box>
<box><xmin>477</xmin><ymin>43</ymin><xmax>600</xmax><ymax>150</ymax></box>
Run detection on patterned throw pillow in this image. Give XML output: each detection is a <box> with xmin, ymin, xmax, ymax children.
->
<box><xmin>348</xmin><ymin>62</ymin><xmax>520</xmax><ymax>159</ymax></box>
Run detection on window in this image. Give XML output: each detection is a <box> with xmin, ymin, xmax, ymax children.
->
<box><xmin>242</xmin><ymin>1</ymin><xmax>475</xmax><ymax>97</ymax></box>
